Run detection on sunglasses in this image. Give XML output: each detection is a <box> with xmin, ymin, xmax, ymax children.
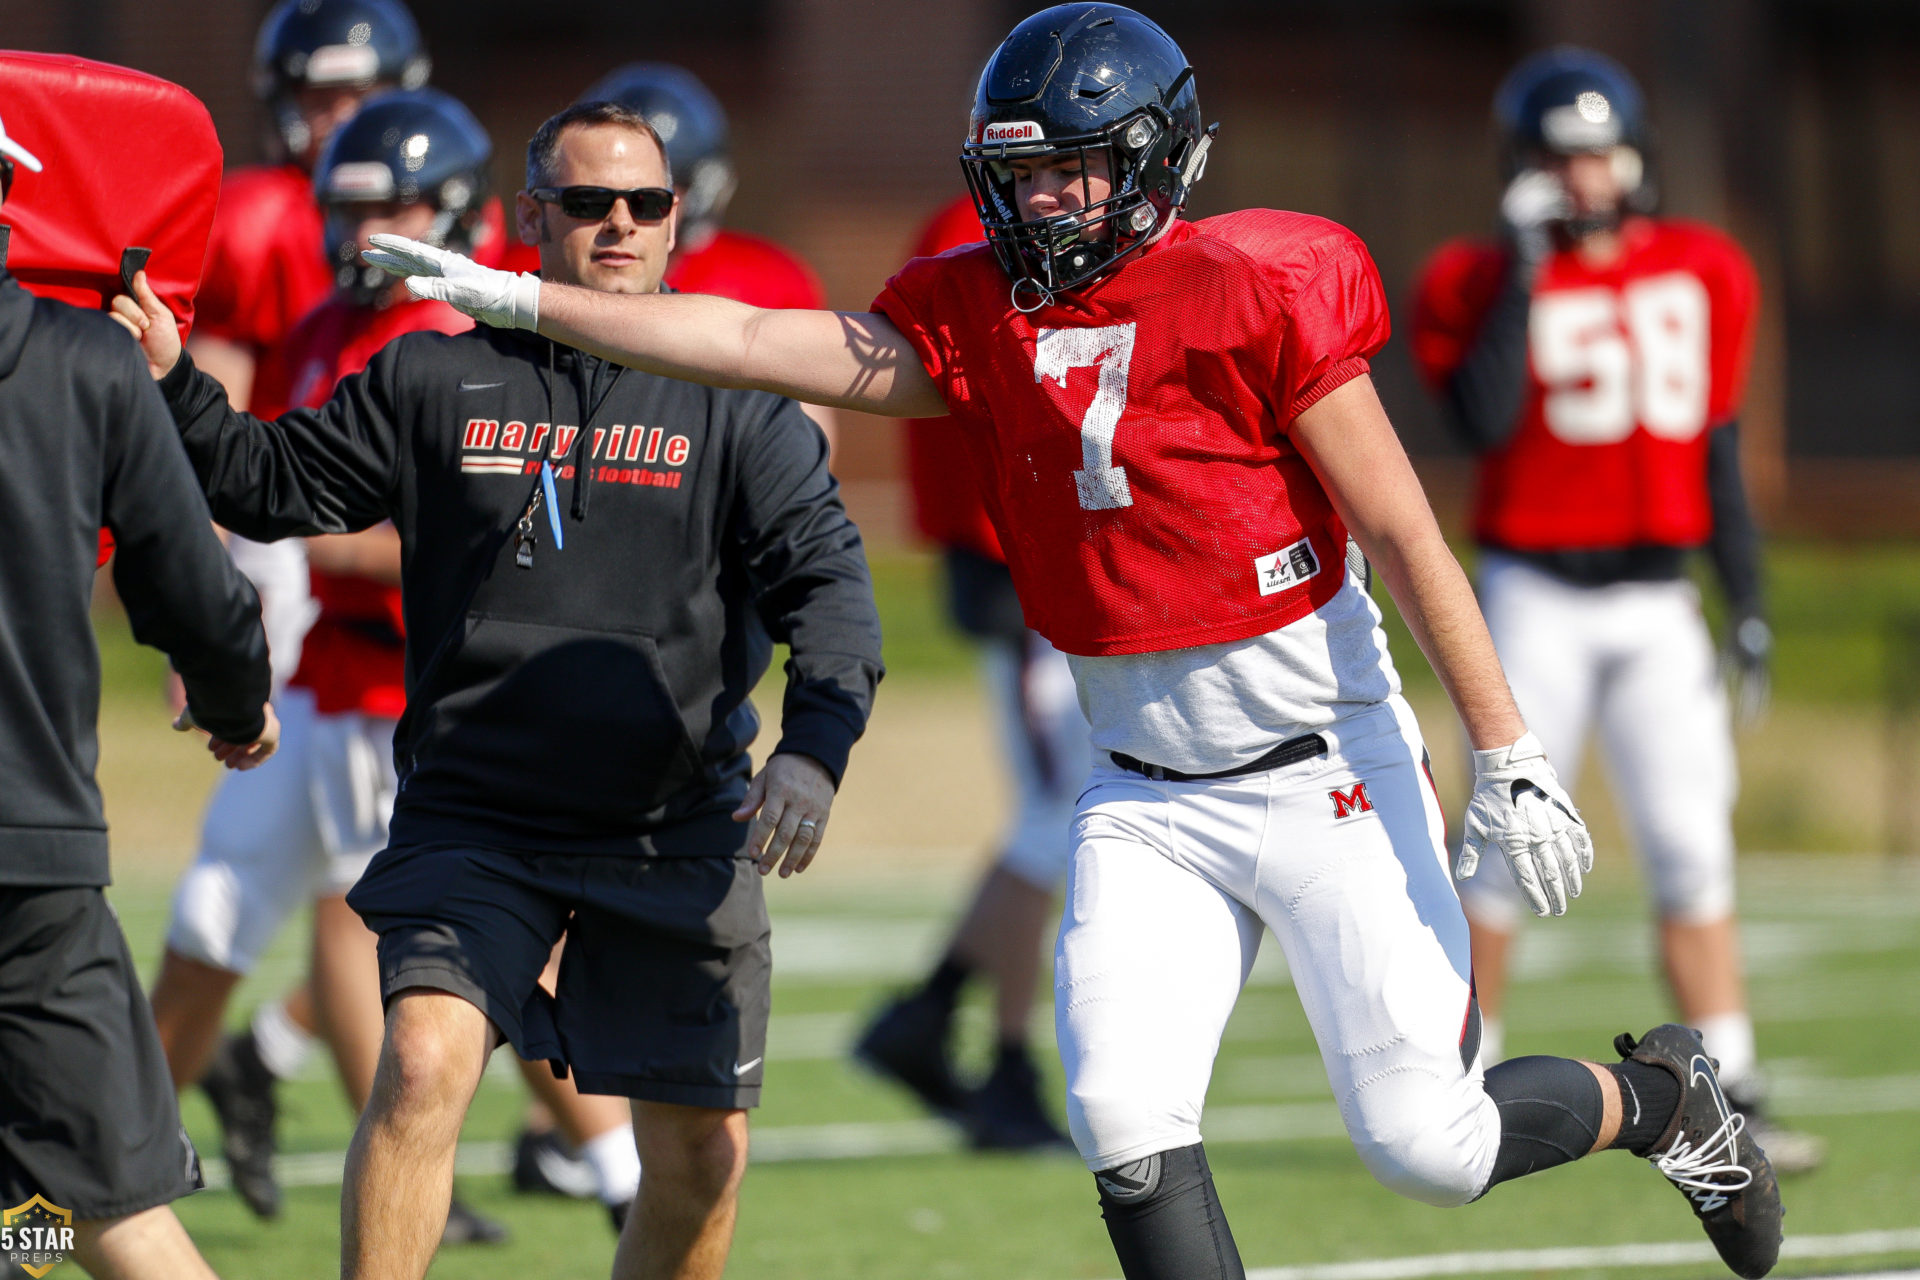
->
<box><xmin>530</xmin><ymin>185</ymin><xmax>675</xmax><ymax>222</ymax></box>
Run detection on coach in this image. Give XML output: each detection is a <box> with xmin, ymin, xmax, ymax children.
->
<box><xmin>113</xmin><ymin>101</ymin><xmax>882</xmax><ymax>1280</ymax></box>
<box><xmin>0</xmin><ymin>112</ymin><xmax>276</xmax><ymax>1278</ymax></box>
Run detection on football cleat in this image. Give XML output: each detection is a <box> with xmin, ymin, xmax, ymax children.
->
<box><xmin>1722</xmin><ymin>1079</ymin><xmax>1827</xmax><ymax>1177</ymax></box>
<box><xmin>965</xmin><ymin>1048</ymin><xmax>1074</xmax><ymax>1152</ymax></box>
<box><xmin>853</xmin><ymin>992</ymin><xmax>967</xmax><ymax>1119</ymax></box>
<box><xmin>510</xmin><ymin>1126</ymin><xmax>598</xmax><ymax>1199</ymax></box>
<box><xmin>1616</xmin><ymin>1025</ymin><xmax>1784</xmax><ymax>1279</ymax></box>
<box><xmin>441</xmin><ymin>1197</ymin><xmax>509</xmax><ymax>1246</ymax></box>
<box><xmin>608</xmin><ymin>1196</ymin><xmax>631</xmax><ymax>1234</ymax></box>
<box><xmin>199</xmin><ymin>1029</ymin><xmax>281</xmax><ymax>1220</ymax></box>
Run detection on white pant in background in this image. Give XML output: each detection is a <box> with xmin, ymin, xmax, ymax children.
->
<box><xmin>225</xmin><ymin>535</ymin><xmax>316</xmax><ymax>694</ymax></box>
<box><xmin>166</xmin><ymin>689</ymin><xmax>400</xmax><ymax>973</ymax></box>
<box><xmin>1463</xmin><ymin>553</ymin><xmax>1737</xmax><ymax>927</ymax></box>
<box><xmin>1056</xmin><ymin>695</ymin><xmax>1499</xmax><ymax>1207</ymax></box>
<box><xmin>982</xmin><ymin>630</ymin><xmax>1092</xmax><ymax>890</ymax></box>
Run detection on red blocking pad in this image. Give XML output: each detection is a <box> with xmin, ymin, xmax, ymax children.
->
<box><xmin>0</xmin><ymin>52</ymin><xmax>222</xmax><ymax>340</ymax></box>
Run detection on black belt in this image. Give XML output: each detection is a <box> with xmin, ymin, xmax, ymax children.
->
<box><xmin>1110</xmin><ymin>732</ymin><xmax>1328</xmax><ymax>783</ymax></box>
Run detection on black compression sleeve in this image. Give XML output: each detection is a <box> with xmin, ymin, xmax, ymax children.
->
<box><xmin>1705</xmin><ymin>420</ymin><xmax>1764</xmax><ymax>617</ymax></box>
<box><xmin>1442</xmin><ymin>253</ymin><xmax>1538</xmax><ymax>452</ymax></box>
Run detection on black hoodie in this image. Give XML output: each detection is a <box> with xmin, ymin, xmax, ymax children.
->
<box><xmin>0</xmin><ymin>272</ymin><xmax>269</xmax><ymax>886</ymax></box>
<box><xmin>159</xmin><ymin>325</ymin><xmax>882</xmax><ymax>858</ymax></box>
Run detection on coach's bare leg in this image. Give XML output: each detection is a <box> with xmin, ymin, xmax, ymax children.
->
<box><xmin>309</xmin><ymin>894</ymin><xmax>386</xmax><ymax>1109</ymax></box>
<box><xmin>1658</xmin><ymin>914</ymin><xmax>1747</xmax><ymax>1022</ymax></box>
<box><xmin>947</xmin><ymin>866</ymin><xmax>1055</xmax><ymax>1041</ymax></box>
<box><xmin>148</xmin><ymin>949</ymin><xmax>244</xmax><ymax>1088</ymax></box>
<box><xmin>614</xmin><ymin>1103</ymin><xmax>747</xmax><ymax>1280</ymax></box>
<box><xmin>72</xmin><ymin>1205</ymin><xmax>219</xmax><ymax>1280</ymax></box>
<box><xmin>342</xmin><ymin>990</ymin><xmax>493</xmax><ymax>1280</ymax></box>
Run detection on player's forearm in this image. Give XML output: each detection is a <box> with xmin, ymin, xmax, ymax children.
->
<box><xmin>1704</xmin><ymin>420</ymin><xmax>1764</xmax><ymax>617</ymax></box>
<box><xmin>536</xmin><ymin>284</ymin><xmax>944</xmax><ymax>417</ymax></box>
<box><xmin>1443</xmin><ymin>260</ymin><xmax>1534</xmax><ymax>451</ymax></box>
<box><xmin>306</xmin><ymin>527</ymin><xmax>403</xmax><ymax>585</ymax></box>
<box><xmin>1366</xmin><ymin>521</ymin><xmax>1525</xmax><ymax>750</ymax></box>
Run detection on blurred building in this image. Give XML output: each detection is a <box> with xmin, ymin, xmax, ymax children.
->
<box><xmin>6</xmin><ymin>0</ymin><xmax>1916</xmax><ymax>537</ymax></box>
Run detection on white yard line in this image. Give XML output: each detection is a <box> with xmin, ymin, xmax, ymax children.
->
<box><xmin>201</xmin><ymin>1060</ymin><xmax>1920</xmax><ymax>1193</ymax></box>
<box><xmin>1225</xmin><ymin>1230</ymin><xmax>1920</xmax><ymax>1280</ymax></box>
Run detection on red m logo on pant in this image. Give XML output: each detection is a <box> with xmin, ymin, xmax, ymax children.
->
<box><xmin>1330</xmin><ymin>782</ymin><xmax>1372</xmax><ymax>818</ymax></box>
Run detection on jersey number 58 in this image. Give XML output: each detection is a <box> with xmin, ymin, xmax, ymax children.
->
<box><xmin>1529</xmin><ymin>273</ymin><xmax>1710</xmax><ymax>445</ymax></box>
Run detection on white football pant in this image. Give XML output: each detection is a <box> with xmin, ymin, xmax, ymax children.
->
<box><xmin>225</xmin><ymin>535</ymin><xmax>317</xmax><ymax>694</ymax></box>
<box><xmin>1462</xmin><ymin>553</ymin><xmax>1737</xmax><ymax>927</ymax></box>
<box><xmin>167</xmin><ymin>691</ymin><xmax>399</xmax><ymax>974</ymax></box>
<box><xmin>982</xmin><ymin>630</ymin><xmax>1092</xmax><ymax>890</ymax></box>
<box><xmin>1057</xmin><ymin>695</ymin><xmax>1499</xmax><ymax>1207</ymax></box>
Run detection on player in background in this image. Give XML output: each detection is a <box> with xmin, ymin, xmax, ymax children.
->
<box><xmin>1409</xmin><ymin>48</ymin><xmax>1822</xmax><ymax>1175</ymax></box>
<box><xmin>146</xmin><ymin>0</ymin><xmax>427</xmax><ymax>1166</ymax></box>
<box><xmin>150</xmin><ymin>90</ymin><xmax>526</xmax><ymax>1245</ymax></box>
<box><xmin>577</xmin><ymin>62</ymin><xmax>839</xmax><ymax>446</ymax></box>
<box><xmin>365</xmin><ymin>6</ymin><xmax>1787</xmax><ymax>1277</ymax></box>
<box><xmin>854</xmin><ymin>193</ymin><xmax>1086</xmax><ymax>1151</ymax></box>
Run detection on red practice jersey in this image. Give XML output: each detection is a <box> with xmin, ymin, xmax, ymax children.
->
<box><xmin>666</xmin><ymin>229</ymin><xmax>826</xmax><ymax>310</ymax></box>
<box><xmin>1410</xmin><ymin>216</ymin><xmax>1758</xmax><ymax>552</ymax></box>
<box><xmin>900</xmin><ymin>196</ymin><xmax>1003</xmax><ymax>561</ymax></box>
<box><xmin>874</xmin><ymin>210</ymin><xmax>1389</xmax><ymax>657</ymax></box>
<box><xmin>253</xmin><ymin>295</ymin><xmax>475</xmax><ymax>718</ymax></box>
<box><xmin>194</xmin><ymin>164</ymin><xmax>333</xmax><ymax>358</ymax></box>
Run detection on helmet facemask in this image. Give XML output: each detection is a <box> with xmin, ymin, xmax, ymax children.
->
<box><xmin>962</xmin><ymin>96</ymin><xmax>1212</xmax><ymax>311</ymax></box>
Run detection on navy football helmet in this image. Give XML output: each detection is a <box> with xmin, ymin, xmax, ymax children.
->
<box><xmin>313</xmin><ymin>88</ymin><xmax>489</xmax><ymax>306</ymax></box>
<box><xmin>1495</xmin><ymin>47</ymin><xmax>1656</xmax><ymax>229</ymax></box>
<box><xmin>578</xmin><ymin>63</ymin><xmax>736</xmax><ymax>246</ymax></box>
<box><xmin>960</xmin><ymin>4</ymin><xmax>1214</xmax><ymax>309</ymax></box>
<box><xmin>254</xmin><ymin>0</ymin><xmax>431</xmax><ymax>162</ymax></box>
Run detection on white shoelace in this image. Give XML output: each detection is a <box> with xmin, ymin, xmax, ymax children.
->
<box><xmin>1651</xmin><ymin>1109</ymin><xmax>1754</xmax><ymax>1214</ymax></box>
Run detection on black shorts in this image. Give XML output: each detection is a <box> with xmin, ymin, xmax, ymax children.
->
<box><xmin>347</xmin><ymin>845</ymin><xmax>771</xmax><ymax>1108</ymax></box>
<box><xmin>0</xmin><ymin>888</ymin><xmax>203</xmax><ymax>1220</ymax></box>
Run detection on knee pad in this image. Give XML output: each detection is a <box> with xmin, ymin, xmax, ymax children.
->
<box><xmin>1343</xmin><ymin>1067</ymin><xmax>1499</xmax><ymax>1208</ymax></box>
<box><xmin>1094</xmin><ymin>1143</ymin><xmax>1245</xmax><ymax>1280</ymax></box>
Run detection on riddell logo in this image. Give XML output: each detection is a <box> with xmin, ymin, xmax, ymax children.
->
<box><xmin>982</xmin><ymin>120</ymin><xmax>1044</xmax><ymax>144</ymax></box>
<box><xmin>1330</xmin><ymin>783</ymin><xmax>1372</xmax><ymax>819</ymax></box>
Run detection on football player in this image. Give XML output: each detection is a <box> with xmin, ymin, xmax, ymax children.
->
<box><xmin>1409</xmin><ymin>48</ymin><xmax>1822</xmax><ymax>1175</ymax></box>
<box><xmin>855</xmin><ymin>193</ymin><xmax>1086</xmax><ymax>1151</ymax></box>
<box><xmin>577</xmin><ymin>62</ymin><xmax>839</xmax><ymax>445</ymax></box>
<box><xmin>151</xmin><ymin>88</ymin><xmax>524</xmax><ymax>1245</ymax></box>
<box><xmin>146</xmin><ymin>0</ymin><xmax>427</xmax><ymax>1181</ymax></box>
<box><xmin>365</xmin><ymin>7</ymin><xmax>1787</xmax><ymax>1277</ymax></box>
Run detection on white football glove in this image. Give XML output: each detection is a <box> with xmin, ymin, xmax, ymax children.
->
<box><xmin>361</xmin><ymin>234</ymin><xmax>541</xmax><ymax>331</ymax></box>
<box><xmin>1499</xmin><ymin>169</ymin><xmax>1571</xmax><ymax>263</ymax></box>
<box><xmin>1456</xmin><ymin>731</ymin><xmax>1594</xmax><ymax>918</ymax></box>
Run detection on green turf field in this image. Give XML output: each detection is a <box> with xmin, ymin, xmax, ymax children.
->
<box><xmin>73</xmin><ymin>542</ymin><xmax>1920</xmax><ymax>1279</ymax></box>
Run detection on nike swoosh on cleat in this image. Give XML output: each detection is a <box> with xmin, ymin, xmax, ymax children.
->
<box><xmin>734</xmin><ymin>1057</ymin><xmax>762</xmax><ymax>1075</ymax></box>
<box><xmin>1690</xmin><ymin>1054</ymin><xmax>1734</xmax><ymax>1124</ymax></box>
<box><xmin>458</xmin><ymin>379</ymin><xmax>506</xmax><ymax>391</ymax></box>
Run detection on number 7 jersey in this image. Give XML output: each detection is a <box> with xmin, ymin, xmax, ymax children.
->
<box><xmin>1410</xmin><ymin>217</ymin><xmax>1758</xmax><ymax>552</ymax></box>
<box><xmin>873</xmin><ymin>210</ymin><xmax>1390</xmax><ymax>658</ymax></box>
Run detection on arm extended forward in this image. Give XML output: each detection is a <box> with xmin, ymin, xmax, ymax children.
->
<box><xmin>360</xmin><ymin>233</ymin><xmax>950</xmax><ymax>419</ymax></box>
